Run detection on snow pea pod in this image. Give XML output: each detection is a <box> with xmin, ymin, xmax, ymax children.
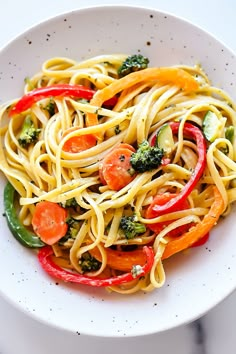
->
<box><xmin>4</xmin><ymin>182</ymin><xmax>44</xmax><ymax>248</ymax></box>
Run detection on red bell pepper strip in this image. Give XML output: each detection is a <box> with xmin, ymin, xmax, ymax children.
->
<box><xmin>151</xmin><ymin>122</ymin><xmax>207</xmax><ymax>214</ymax></box>
<box><xmin>191</xmin><ymin>232</ymin><xmax>210</xmax><ymax>247</ymax></box>
<box><xmin>38</xmin><ymin>245</ymin><xmax>154</xmax><ymax>287</ymax></box>
<box><xmin>9</xmin><ymin>84</ymin><xmax>117</xmax><ymax>116</ymax></box>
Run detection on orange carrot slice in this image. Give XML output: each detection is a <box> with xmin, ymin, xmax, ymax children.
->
<box><xmin>32</xmin><ymin>201</ymin><xmax>68</xmax><ymax>245</ymax></box>
<box><xmin>99</xmin><ymin>146</ymin><xmax>136</xmax><ymax>190</ymax></box>
<box><xmin>62</xmin><ymin>127</ymin><xmax>97</xmax><ymax>153</ymax></box>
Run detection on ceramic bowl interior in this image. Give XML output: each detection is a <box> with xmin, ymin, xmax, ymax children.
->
<box><xmin>0</xmin><ymin>5</ymin><xmax>235</xmax><ymax>337</ymax></box>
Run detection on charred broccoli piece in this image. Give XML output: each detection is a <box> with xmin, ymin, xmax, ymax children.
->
<box><xmin>18</xmin><ymin>115</ymin><xmax>41</xmax><ymax>148</ymax></box>
<box><xmin>120</xmin><ymin>215</ymin><xmax>146</xmax><ymax>239</ymax></box>
<box><xmin>65</xmin><ymin>217</ymin><xmax>81</xmax><ymax>239</ymax></box>
<box><xmin>64</xmin><ymin>198</ymin><xmax>78</xmax><ymax>208</ymax></box>
<box><xmin>79</xmin><ymin>252</ymin><xmax>101</xmax><ymax>272</ymax></box>
<box><xmin>118</xmin><ymin>54</ymin><xmax>149</xmax><ymax>77</ymax></box>
<box><xmin>130</xmin><ymin>140</ymin><xmax>164</xmax><ymax>173</ymax></box>
<box><xmin>43</xmin><ymin>99</ymin><xmax>56</xmax><ymax>117</ymax></box>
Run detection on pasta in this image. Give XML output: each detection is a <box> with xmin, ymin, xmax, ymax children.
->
<box><xmin>0</xmin><ymin>53</ymin><xmax>236</xmax><ymax>294</ymax></box>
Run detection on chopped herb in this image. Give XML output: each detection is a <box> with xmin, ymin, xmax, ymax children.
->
<box><xmin>115</xmin><ymin>125</ymin><xmax>121</xmax><ymax>135</ymax></box>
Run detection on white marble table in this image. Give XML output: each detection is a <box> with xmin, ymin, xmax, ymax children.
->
<box><xmin>0</xmin><ymin>1</ymin><xmax>235</xmax><ymax>353</ymax></box>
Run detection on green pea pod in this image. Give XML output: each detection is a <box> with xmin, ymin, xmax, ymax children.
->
<box><xmin>4</xmin><ymin>182</ymin><xmax>44</xmax><ymax>248</ymax></box>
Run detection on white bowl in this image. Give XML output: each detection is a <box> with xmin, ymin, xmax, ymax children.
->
<box><xmin>0</xmin><ymin>5</ymin><xmax>236</xmax><ymax>337</ymax></box>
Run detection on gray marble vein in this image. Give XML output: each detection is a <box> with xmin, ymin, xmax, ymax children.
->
<box><xmin>191</xmin><ymin>319</ymin><xmax>207</xmax><ymax>354</ymax></box>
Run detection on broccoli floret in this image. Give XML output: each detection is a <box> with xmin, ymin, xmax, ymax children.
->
<box><xmin>18</xmin><ymin>115</ymin><xmax>41</xmax><ymax>148</ymax></box>
<box><xmin>58</xmin><ymin>217</ymin><xmax>80</xmax><ymax>244</ymax></box>
<box><xmin>130</xmin><ymin>140</ymin><xmax>164</xmax><ymax>173</ymax></box>
<box><xmin>64</xmin><ymin>198</ymin><xmax>78</xmax><ymax>208</ymax></box>
<box><xmin>59</xmin><ymin>198</ymin><xmax>79</xmax><ymax>211</ymax></box>
<box><xmin>43</xmin><ymin>99</ymin><xmax>56</xmax><ymax>117</ymax></box>
<box><xmin>79</xmin><ymin>252</ymin><xmax>101</xmax><ymax>272</ymax></box>
<box><xmin>120</xmin><ymin>215</ymin><xmax>146</xmax><ymax>239</ymax></box>
<box><xmin>118</xmin><ymin>54</ymin><xmax>149</xmax><ymax>78</ymax></box>
<box><xmin>65</xmin><ymin>217</ymin><xmax>81</xmax><ymax>239</ymax></box>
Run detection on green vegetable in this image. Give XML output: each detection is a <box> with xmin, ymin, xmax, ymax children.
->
<box><xmin>225</xmin><ymin>126</ymin><xmax>234</xmax><ymax>143</ymax></box>
<box><xmin>64</xmin><ymin>198</ymin><xmax>78</xmax><ymax>208</ymax></box>
<box><xmin>156</xmin><ymin>123</ymin><xmax>175</xmax><ymax>155</ymax></box>
<box><xmin>18</xmin><ymin>115</ymin><xmax>41</xmax><ymax>148</ymax></box>
<box><xmin>79</xmin><ymin>252</ymin><xmax>101</xmax><ymax>272</ymax></box>
<box><xmin>118</xmin><ymin>54</ymin><xmax>149</xmax><ymax>78</ymax></box>
<box><xmin>120</xmin><ymin>215</ymin><xmax>146</xmax><ymax>239</ymax></box>
<box><xmin>114</xmin><ymin>125</ymin><xmax>121</xmax><ymax>135</ymax></box>
<box><xmin>43</xmin><ymin>99</ymin><xmax>56</xmax><ymax>117</ymax></box>
<box><xmin>65</xmin><ymin>217</ymin><xmax>81</xmax><ymax>239</ymax></box>
<box><xmin>202</xmin><ymin>111</ymin><xmax>223</xmax><ymax>142</ymax></box>
<box><xmin>130</xmin><ymin>140</ymin><xmax>164</xmax><ymax>173</ymax></box>
<box><xmin>4</xmin><ymin>182</ymin><xmax>44</xmax><ymax>248</ymax></box>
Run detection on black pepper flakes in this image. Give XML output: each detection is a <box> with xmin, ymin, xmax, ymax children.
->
<box><xmin>119</xmin><ymin>154</ymin><xmax>126</xmax><ymax>162</ymax></box>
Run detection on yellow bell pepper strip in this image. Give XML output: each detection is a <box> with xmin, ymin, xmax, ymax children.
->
<box><xmin>38</xmin><ymin>245</ymin><xmax>154</xmax><ymax>287</ymax></box>
<box><xmin>162</xmin><ymin>187</ymin><xmax>225</xmax><ymax>259</ymax></box>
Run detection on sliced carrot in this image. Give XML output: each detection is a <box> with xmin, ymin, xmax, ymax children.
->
<box><xmin>89</xmin><ymin>246</ymin><xmax>147</xmax><ymax>272</ymax></box>
<box><xmin>32</xmin><ymin>201</ymin><xmax>68</xmax><ymax>245</ymax></box>
<box><xmin>99</xmin><ymin>146</ymin><xmax>136</xmax><ymax>191</ymax></box>
<box><xmin>87</xmin><ymin>67</ymin><xmax>199</xmax><ymax>127</ymax></box>
<box><xmin>99</xmin><ymin>143</ymin><xmax>135</xmax><ymax>185</ymax></box>
<box><xmin>62</xmin><ymin>127</ymin><xmax>97</xmax><ymax>153</ymax></box>
<box><xmin>146</xmin><ymin>193</ymin><xmax>192</xmax><ymax>237</ymax></box>
<box><xmin>115</xmin><ymin>143</ymin><xmax>136</xmax><ymax>152</ymax></box>
<box><xmin>162</xmin><ymin>187</ymin><xmax>225</xmax><ymax>259</ymax></box>
<box><xmin>63</xmin><ymin>134</ymin><xmax>97</xmax><ymax>153</ymax></box>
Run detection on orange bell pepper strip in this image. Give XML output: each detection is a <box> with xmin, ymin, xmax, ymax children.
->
<box><xmin>162</xmin><ymin>186</ymin><xmax>225</xmax><ymax>259</ymax></box>
<box><xmin>86</xmin><ymin>67</ymin><xmax>199</xmax><ymax>127</ymax></box>
<box><xmin>89</xmin><ymin>246</ymin><xmax>147</xmax><ymax>272</ymax></box>
<box><xmin>90</xmin><ymin>187</ymin><xmax>224</xmax><ymax>270</ymax></box>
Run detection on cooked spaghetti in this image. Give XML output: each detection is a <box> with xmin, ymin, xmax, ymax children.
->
<box><xmin>0</xmin><ymin>54</ymin><xmax>235</xmax><ymax>294</ymax></box>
